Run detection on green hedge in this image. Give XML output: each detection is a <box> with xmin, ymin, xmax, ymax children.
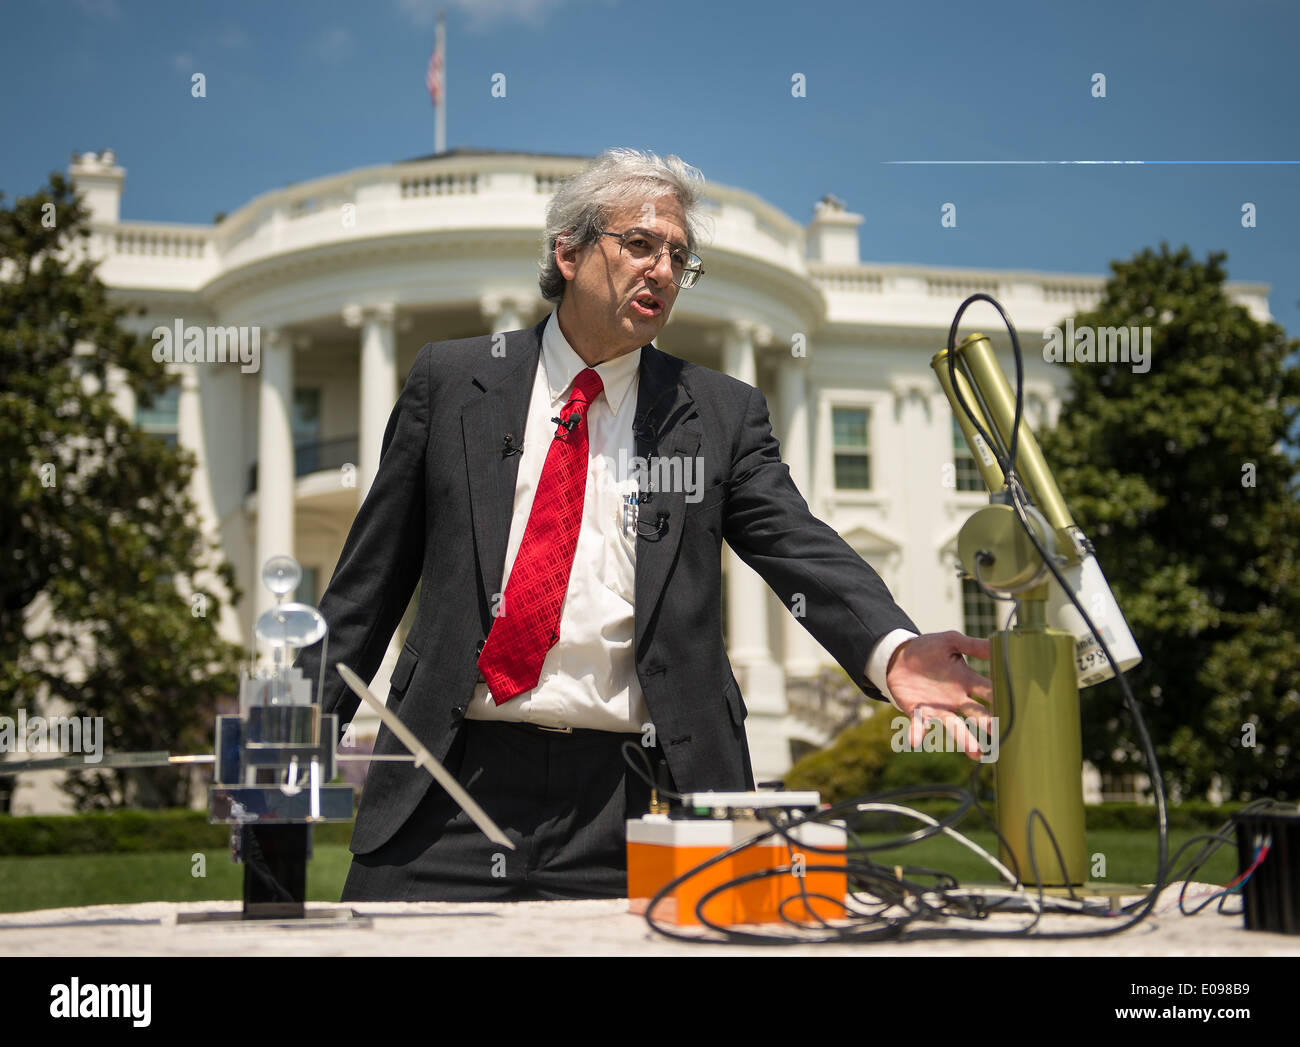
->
<box><xmin>0</xmin><ymin>809</ymin><xmax>356</xmax><ymax>856</ymax></box>
<box><xmin>0</xmin><ymin>800</ymin><xmax>1247</xmax><ymax>856</ymax></box>
<box><xmin>783</xmin><ymin>716</ymin><xmax>1253</xmax><ymax>833</ymax></box>
<box><xmin>841</xmin><ymin>797</ymin><xmax>1251</xmax><ymax>834</ymax></box>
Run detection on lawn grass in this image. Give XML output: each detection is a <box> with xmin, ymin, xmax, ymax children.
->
<box><xmin>0</xmin><ymin>829</ymin><xmax>1240</xmax><ymax>914</ymax></box>
<box><xmin>0</xmin><ymin>846</ymin><xmax>353</xmax><ymax>914</ymax></box>
<box><xmin>856</xmin><ymin>828</ymin><xmax>1239</xmax><ymax>888</ymax></box>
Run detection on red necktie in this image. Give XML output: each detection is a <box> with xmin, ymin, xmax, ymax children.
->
<box><xmin>477</xmin><ymin>367</ymin><xmax>604</xmax><ymax>704</ymax></box>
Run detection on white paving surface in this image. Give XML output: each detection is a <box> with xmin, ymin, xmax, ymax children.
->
<box><xmin>0</xmin><ymin>884</ymin><xmax>1297</xmax><ymax>956</ymax></box>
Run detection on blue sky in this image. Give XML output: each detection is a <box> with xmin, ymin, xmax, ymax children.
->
<box><xmin>1</xmin><ymin>0</ymin><xmax>1297</xmax><ymax>340</ymax></box>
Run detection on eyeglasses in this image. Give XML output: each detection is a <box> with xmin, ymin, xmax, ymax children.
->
<box><xmin>600</xmin><ymin>229</ymin><xmax>705</xmax><ymax>289</ymax></box>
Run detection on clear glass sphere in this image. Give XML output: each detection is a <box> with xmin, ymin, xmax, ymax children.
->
<box><xmin>254</xmin><ymin>602</ymin><xmax>328</xmax><ymax>648</ymax></box>
<box><xmin>261</xmin><ymin>555</ymin><xmax>302</xmax><ymax>597</ymax></box>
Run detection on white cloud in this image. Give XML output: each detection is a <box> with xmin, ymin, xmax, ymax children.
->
<box><xmin>216</xmin><ymin>25</ymin><xmax>252</xmax><ymax>49</ymax></box>
<box><xmin>306</xmin><ymin>26</ymin><xmax>355</xmax><ymax>62</ymax></box>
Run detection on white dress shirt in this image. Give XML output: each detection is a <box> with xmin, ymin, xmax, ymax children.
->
<box><xmin>466</xmin><ymin>312</ymin><xmax>647</xmax><ymax>731</ymax></box>
<box><xmin>466</xmin><ymin>313</ymin><xmax>915</xmax><ymax>732</ymax></box>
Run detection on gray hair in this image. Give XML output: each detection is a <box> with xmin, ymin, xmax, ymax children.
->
<box><xmin>538</xmin><ymin>148</ymin><xmax>708</xmax><ymax>303</ymax></box>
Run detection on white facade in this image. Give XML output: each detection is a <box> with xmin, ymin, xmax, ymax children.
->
<box><xmin>40</xmin><ymin>148</ymin><xmax>1274</xmax><ymax>798</ymax></box>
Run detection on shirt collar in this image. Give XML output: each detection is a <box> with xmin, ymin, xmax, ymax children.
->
<box><xmin>541</xmin><ymin>311</ymin><xmax>642</xmax><ymax>416</ymax></box>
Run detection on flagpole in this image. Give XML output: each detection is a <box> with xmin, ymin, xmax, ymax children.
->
<box><xmin>435</xmin><ymin>11</ymin><xmax>446</xmax><ymax>155</ymax></box>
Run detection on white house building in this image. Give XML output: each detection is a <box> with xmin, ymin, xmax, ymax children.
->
<box><xmin>19</xmin><ymin>147</ymin><xmax>1272</xmax><ymax>809</ymax></box>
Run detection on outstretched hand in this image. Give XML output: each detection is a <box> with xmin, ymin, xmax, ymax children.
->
<box><xmin>885</xmin><ymin>631</ymin><xmax>994</xmax><ymax>762</ymax></box>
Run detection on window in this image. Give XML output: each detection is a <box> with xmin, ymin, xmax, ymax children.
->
<box><xmin>832</xmin><ymin>407</ymin><xmax>871</xmax><ymax>490</ymax></box>
<box><xmin>1026</xmin><ymin>393</ymin><xmax>1046</xmax><ymax>431</ymax></box>
<box><xmin>292</xmin><ymin>388</ymin><xmax>322</xmax><ymax>474</ymax></box>
<box><xmin>136</xmin><ymin>385</ymin><xmax>179</xmax><ymax>448</ymax></box>
<box><xmin>952</xmin><ymin>416</ymin><xmax>983</xmax><ymax>492</ymax></box>
<box><xmin>297</xmin><ymin>566</ymin><xmax>318</xmax><ymax>607</ymax></box>
<box><xmin>961</xmin><ymin>577</ymin><xmax>999</xmax><ymax>675</ymax></box>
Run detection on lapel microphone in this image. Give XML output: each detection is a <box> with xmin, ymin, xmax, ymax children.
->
<box><xmin>636</xmin><ymin>510</ymin><xmax>670</xmax><ymax>539</ymax></box>
<box><xmin>500</xmin><ymin>434</ymin><xmax>522</xmax><ymax>458</ymax></box>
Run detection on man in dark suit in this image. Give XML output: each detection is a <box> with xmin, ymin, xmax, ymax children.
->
<box><xmin>297</xmin><ymin>148</ymin><xmax>992</xmax><ymax>902</ymax></box>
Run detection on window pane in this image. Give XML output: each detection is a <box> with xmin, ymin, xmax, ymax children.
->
<box><xmin>834</xmin><ymin>453</ymin><xmax>870</xmax><ymax>490</ymax></box>
<box><xmin>961</xmin><ymin>577</ymin><xmax>998</xmax><ymax>674</ymax></box>
<box><xmin>136</xmin><ymin>386</ymin><xmax>179</xmax><ymax>429</ymax></box>
<box><xmin>832</xmin><ymin>407</ymin><xmax>871</xmax><ymax>490</ymax></box>
<box><xmin>832</xmin><ymin>408</ymin><xmax>868</xmax><ymax>448</ymax></box>
<box><xmin>952</xmin><ymin>416</ymin><xmax>983</xmax><ymax>492</ymax></box>
<box><xmin>293</xmin><ymin>388</ymin><xmax>321</xmax><ymax>439</ymax></box>
<box><xmin>298</xmin><ymin>566</ymin><xmax>318</xmax><ymax>606</ymax></box>
<box><xmin>293</xmin><ymin>388</ymin><xmax>322</xmax><ymax>474</ymax></box>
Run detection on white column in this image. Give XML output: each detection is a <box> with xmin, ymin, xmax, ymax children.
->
<box><xmin>107</xmin><ymin>361</ymin><xmax>136</xmax><ymax>427</ymax></box>
<box><xmin>345</xmin><ymin>303</ymin><xmax>397</xmax><ymax>501</ymax></box>
<box><xmin>722</xmin><ymin>322</ymin><xmax>770</xmax><ymax>669</ymax></box>
<box><xmin>177</xmin><ymin>365</ymin><xmax>213</xmax><ymax>521</ymax></box>
<box><xmin>345</xmin><ymin>304</ymin><xmax>405</xmax><ymax>711</ymax></box>
<box><xmin>178</xmin><ymin>361</ymin><xmax>243</xmax><ymax>647</ymax></box>
<box><xmin>256</xmin><ymin>328</ymin><xmax>295</xmax><ymax>617</ymax></box>
<box><xmin>891</xmin><ymin>378</ymin><xmax>940</xmax><ymax>624</ymax></box>
<box><xmin>721</xmin><ymin>322</ymin><xmax>788</xmax><ymax>779</ymax></box>
<box><xmin>778</xmin><ymin>356</ymin><xmax>822</xmax><ymax>678</ymax></box>
<box><xmin>481</xmin><ymin>293</ymin><xmax>528</xmax><ymax>335</ymax></box>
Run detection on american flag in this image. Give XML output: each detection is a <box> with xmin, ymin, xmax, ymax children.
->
<box><xmin>426</xmin><ymin>23</ymin><xmax>444</xmax><ymax>107</ymax></box>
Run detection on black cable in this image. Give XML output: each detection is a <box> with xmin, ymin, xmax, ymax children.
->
<box><xmin>621</xmin><ymin>740</ymin><xmax>685</xmax><ymax>802</ymax></box>
<box><xmin>945</xmin><ymin>293</ymin><xmax>1026</xmax><ymax>483</ymax></box>
<box><xmin>865</xmin><ymin>416</ymin><xmax>1174</xmax><ymax>942</ymax></box>
<box><xmin>971</xmin><ymin>554</ymin><xmax>1017</xmax><ymax>604</ymax></box>
<box><xmin>642</xmin><ymin>788</ymin><xmax>1005</xmax><ymax>944</ymax></box>
<box><xmin>1002</xmin><ymin>479</ymin><xmax>1171</xmax><ymax>933</ymax></box>
<box><xmin>1163</xmin><ymin>799</ymin><xmax>1276</xmax><ymax>917</ymax></box>
<box><xmin>638</xmin><ymin>294</ymin><xmax>1185</xmax><ymax>945</ymax></box>
<box><xmin>946</xmin><ymin>294</ymin><xmax>1171</xmax><ymax>938</ymax></box>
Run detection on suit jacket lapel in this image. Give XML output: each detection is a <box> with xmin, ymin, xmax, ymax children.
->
<box><xmin>462</xmin><ymin>318</ymin><xmax>544</xmax><ymax>613</ymax></box>
<box><xmin>462</xmin><ymin>323</ymin><xmax>698</xmax><ymax>651</ymax></box>
<box><xmin>633</xmin><ymin>345</ymin><xmax>700</xmax><ymax>657</ymax></box>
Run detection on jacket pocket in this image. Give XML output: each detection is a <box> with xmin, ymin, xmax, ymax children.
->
<box><xmin>388</xmin><ymin>640</ymin><xmax>420</xmax><ymax>706</ymax></box>
<box><xmin>685</xmin><ymin>481</ymin><xmax>728</xmax><ymax>514</ymax></box>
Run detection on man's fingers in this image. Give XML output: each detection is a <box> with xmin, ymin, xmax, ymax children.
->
<box><xmin>908</xmin><ymin>715</ymin><xmax>925</xmax><ymax>751</ymax></box>
<box><xmin>951</xmin><ymin>632</ymin><xmax>991</xmax><ymax>660</ymax></box>
<box><xmin>901</xmin><ymin>707</ymin><xmax>993</xmax><ymax>763</ymax></box>
<box><xmin>944</xmin><ymin>714</ymin><xmax>985</xmax><ymax>761</ymax></box>
<box><xmin>964</xmin><ymin>668</ymin><xmax>994</xmax><ymax>702</ymax></box>
<box><xmin>957</xmin><ymin>697</ymin><xmax>992</xmax><ymax>723</ymax></box>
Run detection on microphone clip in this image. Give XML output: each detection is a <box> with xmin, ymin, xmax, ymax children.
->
<box><xmin>635</xmin><ymin>509</ymin><xmax>670</xmax><ymax>541</ymax></box>
<box><xmin>552</xmin><ymin>414</ymin><xmax>580</xmax><ymax>437</ymax></box>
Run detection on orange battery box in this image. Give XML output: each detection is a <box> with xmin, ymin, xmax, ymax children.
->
<box><xmin>627</xmin><ymin>814</ymin><xmax>847</xmax><ymax>927</ymax></box>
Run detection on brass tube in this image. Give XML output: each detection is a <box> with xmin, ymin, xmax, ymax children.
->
<box><xmin>931</xmin><ymin>345</ymin><xmax>1007</xmax><ymax>493</ymax></box>
<box><xmin>955</xmin><ymin>333</ymin><xmax>1077</xmax><ymax>537</ymax></box>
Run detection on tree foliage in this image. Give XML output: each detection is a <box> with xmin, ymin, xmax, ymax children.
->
<box><xmin>785</xmin><ymin>705</ymin><xmax>993</xmax><ymax>804</ymax></box>
<box><xmin>0</xmin><ymin>173</ymin><xmax>243</xmax><ymax>810</ymax></box>
<box><xmin>1038</xmin><ymin>244</ymin><xmax>1300</xmax><ymax>802</ymax></box>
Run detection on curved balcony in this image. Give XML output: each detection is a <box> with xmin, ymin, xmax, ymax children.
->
<box><xmin>77</xmin><ymin>149</ymin><xmax>1273</xmax><ymax>332</ymax></box>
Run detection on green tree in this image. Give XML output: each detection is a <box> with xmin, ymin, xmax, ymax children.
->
<box><xmin>1038</xmin><ymin>244</ymin><xmax>1300</xmax><ymax>802</ymax></box>
<box><xmin>0</xmin><ymin>172</ymin><xmax>243</xmax><ymax>811</ymax></box>
<box><xmin>785</xmin><ymin>701</ymin><xmax>993</xmax><ymax>804</ymax></box>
